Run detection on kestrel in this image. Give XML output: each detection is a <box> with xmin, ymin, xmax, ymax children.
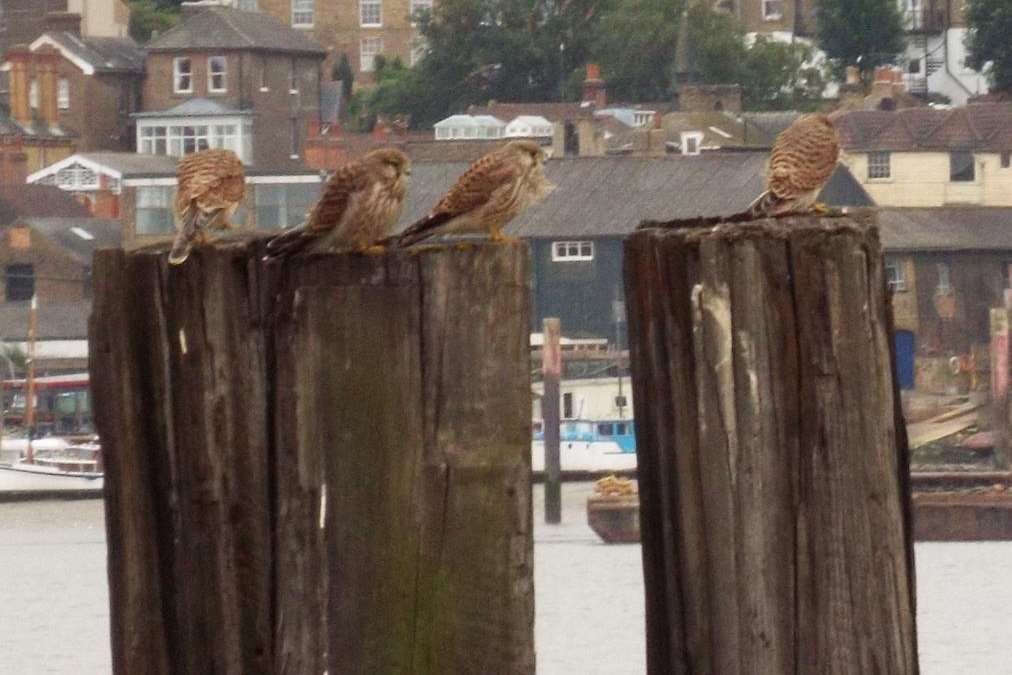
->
<box><xmin>168</xmin><ymin>149</ymin><xmax>245</xmax><ymax>265</ymax></box>
<box><xmin>263</xmin><ymin>148</ymin><xmax>410</xmax><ymax>260</ymax></box>
<box><xmin>393</xmin><ymin>140</ymin><xmax>555</xmax><ymax>247</ymax></box>
<box><xmin>747</xmin><ymin>113</ymin><xmax>840</xmax><ymax>219</ymax></box>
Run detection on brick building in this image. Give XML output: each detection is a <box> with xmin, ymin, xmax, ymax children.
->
<box><xmin>256</xmin><ymin>0</ymin><xmax>429</xmax><ymax>80</ymax></box>
<box><xmin>0</xmin><ymin>0</ymin><xmax>130</xmax><ymax>59</ymax></box>
<box><xmin>138</xmin><ymin>5</ymin><xmax>326</xmax><ymax>169</ymax></box>
<box><xmin>27</xmin><ymin>14</ymin><xmax>144</xmax><ymax>152</ymax></box>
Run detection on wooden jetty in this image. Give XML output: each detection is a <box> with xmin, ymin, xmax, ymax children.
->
<box><xmin>89</xmin><ymin>239</ymin><xmax>534</xmax><ymax>675</ymax></box>
<box><xmin>624</xmin><ymin>213</ymin><xmax>919</xmax><ymax>674</ymax></box>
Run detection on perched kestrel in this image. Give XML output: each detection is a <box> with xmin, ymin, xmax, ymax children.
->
<box><xmin>263</xmin><ymin>148</ymin><xmax>411</xmax><ymax>260</ymax></box>
<box><xmin>168</xmin><ymin>149</ymin><xmax>245</xmax><ymax>265</ymax></box>
<box><xmin>393</xmin><ymin>140</ymin><xmax>554</xmax><ymax>247</ymax></box>
<box><xmin>747</xmin><ymin>113</ymin><xmax>840</xmax><ymax>219</ymax></box>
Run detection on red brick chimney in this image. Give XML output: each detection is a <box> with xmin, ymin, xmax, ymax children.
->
<box><xmin>582</xmin><ymin>63</ymin><xmax>607</xmax><ymax>109</ymax></box>
<box><xmin>5</xmin><ymin>45</ymin><xmax>33</xmax><ymax>127</ymax></box>
<box><xmin>35</xmin><ymin>46</ymin><xmax>62</xmax><ymax>129</ymax></box>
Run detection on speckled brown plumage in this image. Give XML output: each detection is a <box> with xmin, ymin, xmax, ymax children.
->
<box><xmin>263</xmin><ymin>148</ymin><xmax>410</xmax><ymax>260</ymax></box>
<box><xmin>394</xmin><ymin>140</ymin><xmax>555</xmax><ymax>247</ymax></box>
<box><xmin>168</xmin><ymin>149</ymin><xmax>245</xmax><ymax>265</ymax></box>
<box><xmin>748</xmin><ymin>113</ymin><xmax>840</xmax><ymax>218</ymax></box>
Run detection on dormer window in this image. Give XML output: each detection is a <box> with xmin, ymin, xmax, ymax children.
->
<box><xmin>680</xmin><ymin>131</ymin><xmax>703</xmax><ymax>156</ymax></box>
<box><xmin>762</xmin><ymin>0</ymin><xmax>784</xmax><ymax>20</ymax></box>
<box><xmin>208</xmin><ymin>56</ymin><xmax>227</xmax><ymax>93</ymax></box>
<box><xmin>174</xmin><ymin>57</ymin><xmax>192</xmax><ymax>94</ymax></box>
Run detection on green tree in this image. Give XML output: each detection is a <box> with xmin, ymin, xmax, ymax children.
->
<box><xmin>964</xmin><ymin>0</ymin><xmax>1012</xmax><ymax>93</ymax></box>
<box><xmin>815</xmin><ymin>0</ymin><xmax>906</xmax><ymax>78</ymax></box>
<box><xmin>593</xmin><ymin>0</ymin><xmax>685</xmax><ymax>102</ymax></box>
<box><xmin>333</xmin><ymin>53</ymin><xmax>356</xmax><ymax>102</ymax></box>
<box><xmin>126</xmin><ymin>0</ymin><xmax>180</xmax><ymax>43</ymax></box>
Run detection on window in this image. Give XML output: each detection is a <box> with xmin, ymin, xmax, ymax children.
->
<box><xmin>29</xmin><ymin>79</ymin><xmax>38</xmax><ymax>109</ymax></box>
<box><xmin>868</xmin><ymin>151</ymin><xmax>891</xmax><ymax>179</ymax></box>
<box><xmin>55</xmin><ymin>163</ymin><xmax>99</xmax><ymax>190</ymax></box>
<box><xmin>139</xmin><ymin>126</ymin><xmax>168</xmax><ymax>155</ymax></box>
<box><xmin>237</xmin><ymin>0</ymin><xmax>258</xmax><ymax>9</ymax></box>
<box><xmin>361</xmin><ymin>37</ymin><xmax>383</xmax><ymax>72</ymax></box>
<box><xmin>360</xmin><ymin>0</ymin><xmax>381</xmax><ymax>26</ymax></box>
<box><xmin>289</xmin><ymin>58</ymin><xmax>299</xmax><ymax>92</ymax></box>
<box><xmin>681</xmin><ymin>132</ymin><xmax>703</xmax><ymax>156</ymax></box>
<box><xmin>908</xmin><ymin>59</ymin><xmax>921</xmax><ymax>74</ymax></box>
<box><xmin>208</xmin><ymin>56</ymin><xmax>227</xmax><ymax>93</ymax></box>
<box><xmin>597</xmin><ymin>423</ymin><xmax>614</xmax><ymax>436</ymax></box>
<box><xmin>762</xmin><ymin>0</ymin><xmax>784</xmax><ymax>20</ymax></box>
<box><xmin>259</xmin><ymin>57</ymin><xmax>269</xmax><ymax>91</ymax></box>
<box><xmin>57</xmin><ymin>78</ymin><xmax>70</xmax><ymax>110</ymax></box>
<box><xmin>290</xmin><ymin>118</ymin><xmax>300</xmax><ymax>158</ymax></box>
<box><xmin>292</xmin><ymin>0</ymin><xmax>314</xmax><ymax>27</ymax></box>
<box><xmin>410</xmin><ymin>0</ymin><xmax>432</xmax><ymax>22</ymax></box>
<box><xmin>885</xmin><ymin>257</ymin><xmax>906</xmax><ymax>292</ymax></box>
<box><xmin>949</xmin><ymin>151</ymin><xmax>975</xmax><ymax>182</ymax></box>
<box><xmin>173</xmin><ymin>57</ymin><xmax>192</xmax><ymax>93</ymax></box>
<box><xmin>1002</xmin><ymin>152</ymin><xmax>1011</xmax><ymax>169</ymax></box>
<box><xmin>936</xmin><ymin>263</ymin><xmax>951</xmax><ymax>294</ymax></box>
<box><xmin>255</xmin><ymin>183</ymin><xmax>322</xmax><ymax>230</ymax></box>
<box><xmin>5</xmin><ymin>264</ymin><xmax>34</xmax><ymax>302</ymax></box>
<box><xmin>562</xmin><ymin>392</ymin><xmax>574</xmax><ymax>419</ymax></box>
<box><xmin>552</xmin><ymin>240</ymin><xmax>595</xmax><ymax>262</ymax></box>
<box><xmin>136</xmin><ymin>186</ymin><xmax>176</xmax><ymax>235</ymax></box>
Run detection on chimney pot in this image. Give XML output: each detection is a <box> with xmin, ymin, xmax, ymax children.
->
<box><xmin>5</xmin><ymin>45</ymin><xmax>33</xmax><ymax>126</ymax></box>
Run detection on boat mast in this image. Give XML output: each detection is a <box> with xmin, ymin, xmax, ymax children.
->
<box><xmin>24</xmin><ymin>294</ymin><xmax>37</xmax><ymax>464</ymax></box>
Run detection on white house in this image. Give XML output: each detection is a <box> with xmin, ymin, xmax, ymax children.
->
<box><xmin>504</xmin><ymin>115</ymin><xmax>554</xmax><ymax>138</ymax></box>
<box><xmin>433</xmin><ymin>114</ymin><xmax>506</xmax><ymax>140</ymax></box>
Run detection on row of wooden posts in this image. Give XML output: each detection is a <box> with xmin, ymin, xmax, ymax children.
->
<box><xmin>92</xmin><ymin>213</ymin><xmax>918</xmax><ymax>674</ymax></box>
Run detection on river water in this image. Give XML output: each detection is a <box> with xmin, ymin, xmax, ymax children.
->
<box><xmin>2</xmin><ymin>485</ymin><xmax>1010</xmax><ymax>674</ymax></box>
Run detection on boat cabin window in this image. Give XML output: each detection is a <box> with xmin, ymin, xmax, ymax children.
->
<box><xmin>562</xmin><ymin>392</ymin><xmax>574</xmax><ymax>419</ymax></box>
<box><xmin>597</xmin><ymin>423</ymin><xmax>614</xmax><ymax>436</ymax></box>
<box><xmin>615</xmin><ymin>422</ymin><xmax>628</xmax><ymax>435</ymax></box>
<box><xmin>532</xmin><ymin>421</ymin><xmax>543</xmax><ymax>434</ymax></box>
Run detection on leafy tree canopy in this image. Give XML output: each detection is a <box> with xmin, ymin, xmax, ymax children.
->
<box><xmin>964</xmin><ymin>0</ymin><xmax>1012</xmax><ymax>93</ymax></box>
<box><xmin>126</xmin><ymin>0</ymin><xmax>180</xmax><ymax>43</ymax></box>
<box><xmin>815</xmin><ymin>0</ymin><xmax>906</xmax><ymax>78</ymax></box>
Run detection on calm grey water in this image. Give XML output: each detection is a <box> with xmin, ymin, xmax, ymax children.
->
<box><xmin>1</xmin><ymin>486</ymin><xmax>1010</xmax><ymax>674</ymax></box>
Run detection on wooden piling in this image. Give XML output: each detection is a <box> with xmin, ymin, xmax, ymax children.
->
<box><xmin>90</xmin><ymin>239</ymin><xmax>534</xmax><ymax>674</ymax></box>
<box><xmin>623</xmin><ymin>214</ymin><xmax>919</xmax><ymax>674</ymax></box>
<box><xmin>542</xmin><ymin>317</ymin><xmax>562</xmax><ymax>524</ymax></box>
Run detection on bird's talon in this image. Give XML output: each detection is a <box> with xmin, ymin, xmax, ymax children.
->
<box><xmin>454</xmin><ymin>242</ymin><xmax>475</xmax><ymax>251</ymax></box>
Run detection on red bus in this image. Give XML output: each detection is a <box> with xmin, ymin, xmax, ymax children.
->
<box><xmin>2</xmin><ymin>373</ymin><xmax>92</xmax><ymax>435</ymax></box>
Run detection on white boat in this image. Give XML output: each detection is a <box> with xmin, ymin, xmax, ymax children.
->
<box><xmin>532</xmin><ymin>419</ymin><xmax>637</xmax><ymax>473</ymax></box>
<box><xmin>0</xmin><ymin>440</ymin><xmax>103</xmax><ymax>493</ymax></box>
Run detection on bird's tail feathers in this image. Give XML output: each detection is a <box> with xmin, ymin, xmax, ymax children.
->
<box><xmin>168</xmin><ymin>205</ymin><xmax>202</xmax><ymax>266</ymax></box>
<box><xmin>262</xmin><ymin>222</ymin><xmax>318</xmax><ymax>262</ymax></box>
<box><xmin>393</xmin><ymin>211</ymin><xmax>454</xmax><ymax>248</ymax></box>
<box><xmin>746</xmin><ymin>190</ymin><xmax>784</xmax><ymax>220</ymax></box>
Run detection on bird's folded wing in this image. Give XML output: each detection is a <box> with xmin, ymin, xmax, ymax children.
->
<box><xmin>306</xmin><ymin>162</ymin><xmax>370</xmax><ymax>232</ymax></box>
<box><xmin>431</xmin><ymin>152</ymin><xmax>522</xmax><ymax>218</ymax></box>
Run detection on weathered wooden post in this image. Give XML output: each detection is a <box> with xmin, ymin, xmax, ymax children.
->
<box><xmin>624</xmin><ymin>214</ymin><xmax>919</xmax><ymax>674</ymax></box>
<box><xmin>542</xmin><ymin>317</ymin><xmax>562</xmax><ymax>524</ymax></box>
<box><xmin>990</xmin><ymin>290</ymin><xmax>1012</xmax><ymax>469</ymax></box>
<box><xmin>90</xmin><ymin>238</ymin><xmax>534</xmax><ymax>674</ymax></box>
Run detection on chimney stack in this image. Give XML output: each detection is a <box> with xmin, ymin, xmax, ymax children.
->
<box><xmin>35</xmin><ymin>46</ymin><xmax>62</xmax><ymax>129</ymax></box>
<box><xmin>45</xmin><ymin>12</ymin><xmax>83</xmax><ymax>36</ymax></box>
<box><xmin>845</xmin><ymin>66</ymin><xmax>861</xmax><ymax>85</ymax></box>
<box><xmin>582</xmin><ymin>63</ymin><xmax>607</xmax><ymax>109</ymax></box>
<box><xmin>6</xmin><ymin>45</ymin><xmax>33</xmax><ymax>127</ymax></box>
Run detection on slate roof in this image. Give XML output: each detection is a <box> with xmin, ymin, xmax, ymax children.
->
<box><xmin>0</xmin><ymin>185</ymin><xmax>91</xmax><ymax>224</ymax></box>
<box><xmin>877</xmin><ymin>208</ymin><xmax>1012</xmax><ymax>251</ymax></box>
<box><xmin>147</xmin><ymin>7</ymin><xmax>325</xmax><ymax>55</ymax></box>
<box><xmin>835</xmin><ymin>104</ymin><xmax>1012</xmax><ymax>152</ymax></box>
<box><xmin>23</xmin><ymin>217</ymin><xmax>122</xmax><ymax>264</ymax></box>
<box><xmin>134</xmin><ymin>97</ymin><xmax>251</xmax><ymax>118</ymax></box>
<box><xmin>37</xmin><ymin>32</ymin><xmax>145</xmax><ymax>73</ymax></box>
<box><xmin>63</xmin><ymin>152</ymin><xmax>179</xmax><ymax>177</ymax></box>
<box><xmin>396</xmin><ymin>154</ymin><xmax>873</xmax><ymax>238</ymax></box>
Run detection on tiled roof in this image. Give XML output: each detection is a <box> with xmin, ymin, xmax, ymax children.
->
<box><xmin>468</xmin><ymin>100</ymin><xmax>675</xmax><ymax>124</ymax></box>
<box><xmin>147</xmin><ymin>7</ymin><xmax>325</xmax><ymax>55</ymax></box>
<box><xmin>38</xmin><ymin>32</ymin><xmax>145</xmax><ymax>73</ymax></box>
<box><xmin>395</xmin><ymin>154</ymin><xmax>872</xmax><ymax>238</ymax></box>
<box><xmin>835</xmin><ymin>104</ymin><xmax>1012</xmax><ymax>152</ymax></box>
<box><xmin>66</xmin><ymin>152</ymin><xmax>179</xmax><ymax>177</ymax></box>
<box><xmin>0</xmin><ymin>301</ymin><xmax>90</xmax><ymax>340</ymax></box>
<box><xmin>0</xmin><ymin>185</ymin><xmax>91</xmax><ymax>224</ymax></box>
<box><xmin>877</xmin><ymin>208</ymin><xmax>1012</xmax><ymax>251</ymax></box>
<box><xmin>23</xmin><ymin>217</ymin><xmax>123</xmax><ymax>264</ymax></box>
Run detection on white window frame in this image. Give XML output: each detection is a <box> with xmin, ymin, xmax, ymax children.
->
<box><xmin>137</xmin><ymin>115</ymin><xmax>251</xmax><ymax>162</ymax></box>
<box><xmin>885</xmin><ymin>257</ymin><xmax>907</xmax><ymax>292</ymax></box>
<box><xmin>410</xmin><ymin>0</ymin><xmax>432</xmax><ymax>23</ymax></box>
<box><xmin>29</xmin><ymin>79</ymin><xmax>39</xmax><ymax>109</ymax></box>
<box><xmin>360</xmin><ymin>37</ymin><xmax>383</xmax><ymax>72</ymax></box>
<box><xmin>173</xmin><ymin>57</ymin><xmax>193</xmax><ymax>94</ymax></box>
<box><xmin>360</xmin><ymin>0</ymin><xmax>382</xmax><ymax>27</ymax></box>
<box><xmin>762</xmin><ymin>0</ymin><xmax>784</xmax><ymax>20</ymax></box>
<box><xmin>868</xmin><ymin>151</ymin><xmax>891</xmax><ymax>180</ymax></box>
<box><xmin>681</xmin><ymin>131</ymin><xmax>703</xmax><ymax>156</ymax></box>
<box><xmin>936</xmin><ymin>263</ymin><xmax>952</xmax><ymax>294</ymax></box>
<box><xmin>208</xmin><ymin>56</ymin><xmax>228</xmax><ymax>94</ymax></box>
<box><xmin>552</xmin><ymin>240</ymin><xmax>595</xmax><ymax>262</ymax></box>
<box><xmin>57</xmin><ymin>78</ymin><xmax>70</xmax><ymax>110</ymax></box>
<box><xmin>292</xmin><ymin>0</ymin><xmax>314</xmax><ymax>27</ymax></box>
